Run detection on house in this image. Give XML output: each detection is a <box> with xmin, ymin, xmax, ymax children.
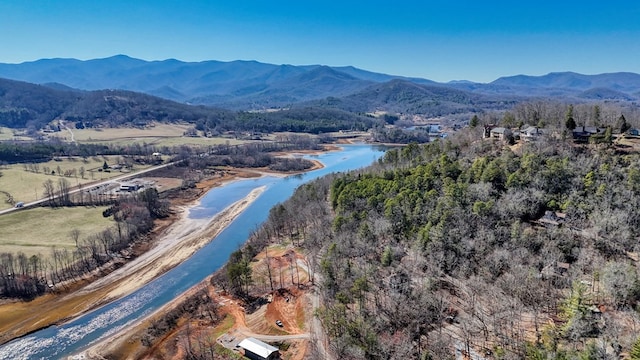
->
<box><xmin>238</xmin><ymin>337</ymin><xmax>280</xmax><ymax>360</ymax></box>
<box><xmin>521</xmin><ymin>126</ymin><xmax>545</xmax><ymax>141</ymax></box>
<box><xmin>537</xmin><ymin>211</ymin><xmax>566</xmax><ymax>227</ymax></box>
<box><xmin>572</xmin><ymin>126</ymin><xmax>605</xmax><ymax>142</ymax></box>
<box><xmin>489</xmin><ymin>127</ymin><xmax>513</xmax><ymax>141</ymax></box>
<box><xmin>483</xmin><ymin>124</ymin><xmax>495</xmax><ymax>139</ymax></box>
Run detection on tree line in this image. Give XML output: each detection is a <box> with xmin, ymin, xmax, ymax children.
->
<box><xmin>173</xmin><ymin>136</ymin><xmax>321</xmax><ymax>172</ymax></box>
<box><xmin>0</xmin><ymin>188</ymin><xmax>168</xmax><ymax>299</ymax></box>
<box><xmin>472</xmin><ymin>101</ymin><xmax>640</xmax><ymax>132</ymax></box>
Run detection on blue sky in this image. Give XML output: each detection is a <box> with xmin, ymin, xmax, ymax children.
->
<box><xmin>1</xmin><ymin>1</ymin><xmax>639</xmax><ymax>82</ymax></box>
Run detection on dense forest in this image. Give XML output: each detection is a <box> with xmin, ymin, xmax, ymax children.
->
<box><xmin>320</xmin><ymin>140</ymin><xmax>640</xmax><ymax>358</ymax></box>
<box><xmin>215</xmin><ymin>107</ymin><xmax>640</xmax><ymax>359</ymax></box>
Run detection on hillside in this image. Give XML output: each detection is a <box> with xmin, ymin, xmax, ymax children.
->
<box><xmin>0</xmin><ymin>56</ymin><xmax>386</xmax><ymax>109</ymax></box>
<box><xmin>0</xmin><ymin>78</ymin><xmax>233</xmax><ymax>130</ymax></box>
<box><xmin>488</xmin><ymin>71</ymin><xmax>640</xmax><ymax>100</ymax></box>
<box><xmin>492</xmin><ymin>71</ymin><xmax>640</xmax><ymax>92</ymax></box>
<box><xmin>190</xmin><ymin>66</ymin><xmax>375</xmax><ymax>109</ymax></box>
<box><xmin>226</xmin><ymin>134</ymin><xmax>640</xmax><ymax>359</ymax></box>
<box><xmin>0</xmin><ymin>77</ymin><xmax>378</xmax><ymax>134</ymax></box>
<box><xmin>0</xmin><ymin>78</ymin><xmax>80</xmax><ymax>128</ymax></box>
<box><xmin>305</xmin><ymin>79</ymin><xmax>519</xmax><ymax>115</ymax></box>
<box><xmin>0</xmin><ymin>76</ymin><xmax>513</xmax><ymax>135</ymax></box>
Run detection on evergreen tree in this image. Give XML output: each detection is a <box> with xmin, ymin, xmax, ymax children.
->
<box><xmin>592</xmin><ymin>105</ymin><xmax>601</xmax><ymax>127</ymax></box>
<box><xmin>565</xmin><ymin>116</ymin><xmax>577</xmax><ymax>131</ymax></box>
<box><xmin>565</xmin><ymin>105</ymin><xmax>577</xmax><ymax>130</ymax></box>
<box><xmin>470</xmin><ymin>114</ymin><xmax>479</xmax><ymax>128</ymax></box>
<box><xmin>604</xmin><ymin>127</ymin><xmax>613</xmax><ymax>146</ymax></box>
<box><xmin>617</xmin><ymin>114</ymin><xmax>630</xmax><ymax>133</ymax></box>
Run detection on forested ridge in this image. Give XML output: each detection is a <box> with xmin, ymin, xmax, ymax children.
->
<box><xmin>225</xmin><ymin>128</ymin><xmax>640</xmax><ymax>359</ymax></box>
<box><xmin>0</xmin><ymin>77</ymin><xmax>380</xmax><ymax>134</ymax></box>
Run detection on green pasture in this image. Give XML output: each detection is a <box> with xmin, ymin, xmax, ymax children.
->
<box><xmin>0</xmin><ymin>206</ymin><xmax>113</xmax><ymax>259</ymax></box>
<box><xmin>0</xmin><ymin>155</ymin><xmax>149</xmax><ymax>210</ymax></box>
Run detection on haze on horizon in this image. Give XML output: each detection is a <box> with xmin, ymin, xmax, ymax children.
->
<box><xmin>1</xmin><ymin>0</ymin><xmax>639</xmax><ymax>83</ymax></box>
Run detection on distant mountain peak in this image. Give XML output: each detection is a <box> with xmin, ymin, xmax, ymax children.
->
<box><xmin>2</xmin><ymin>56</ymin><xmax>640</xmax><ymax>109</ymax></box>
<box><xmin>491</xmin><ymin>71</ymin><xmax>640</xmax><ymax>95</ymax></box>
<box><xmin>448</xmin><ymin>80</ymin><xmax>476</xmax><ymax>85</ymax></box>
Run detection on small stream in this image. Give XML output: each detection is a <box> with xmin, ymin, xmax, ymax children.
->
<box><xmin>0</xmin><ymin>144</ymin><xmax>387</xmax><ymax>359</ymax></box>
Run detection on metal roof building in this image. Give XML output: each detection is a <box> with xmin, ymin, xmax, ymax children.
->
<box><xmin>238</xmin><ymin>337</ymin><xmax>280</xmax><ymax>360</ymax></box>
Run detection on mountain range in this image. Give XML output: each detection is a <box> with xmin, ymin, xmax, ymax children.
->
<box><xmin>1</xmin><ymin>55</ymin><xmax>640</xmax><ymax>110</ymax></box>
<box><xmin>0</xmin><ymin>77</ymin><xmax>382</xmax><ymax>134</ymax></box>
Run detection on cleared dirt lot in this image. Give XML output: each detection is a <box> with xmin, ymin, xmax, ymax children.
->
<box><xmin>81</xmin><ymin>246</ymin><xmax>316</xmax><ymax>360</ymax></box>
<box><xmin>214</xmin><ymin>247</ymin><xmax>313</xmax><ymax>360</ymax></box>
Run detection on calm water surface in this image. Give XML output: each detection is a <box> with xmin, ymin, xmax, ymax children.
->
<box><xmin>0</xmin><ymin>144</ymin><xmax>386</xmax><ymax>359</ymax></box>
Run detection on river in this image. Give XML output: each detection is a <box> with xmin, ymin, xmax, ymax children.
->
<box><xmin>0</xmin><ymin>144</ymin><xmax>387</xmax><ymax>360</ymax></box>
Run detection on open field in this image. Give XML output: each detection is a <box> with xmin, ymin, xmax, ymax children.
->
<box><xmin>0</xmin><ymin>127</ymin><xmax>31</xmax><ymax>141</ymax></box>
<box><xmin>0</xmin><ymin>206</ymin><xmax>112</xmax><ymax>258</ymax></box>
<box><xmin>49</xmin><ymin>122</ymin><xmax>193</xmax><ymax>141</ymax></box>
<box><xmin>46</xmin><ymin>122</ymin><xmax>249</xmax><ymax>147</ymax></box>
<box><xmin>132</xmin><ymin>135</ymin><xmax>247</xmax><ymax>148</ymax></box>
<box><xmin>0</xmin><ymin>155</ymin><xmax>153</xmax><ymax>210</ymax></box>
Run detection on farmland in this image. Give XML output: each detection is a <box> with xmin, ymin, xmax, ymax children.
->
<box><xmin>0</xmin><ymin>206</ymin><xmax>112</xmax><ymax>259</ymax></box>
<box><xmin>0</xmin><ymin>155</ymin><xmax>153</xmax><ymax>210</ymax></box>
<box><xmin>46</xmin><ymin>122</ymin><xmax>249</xmax><ymax>147</ymax></box>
